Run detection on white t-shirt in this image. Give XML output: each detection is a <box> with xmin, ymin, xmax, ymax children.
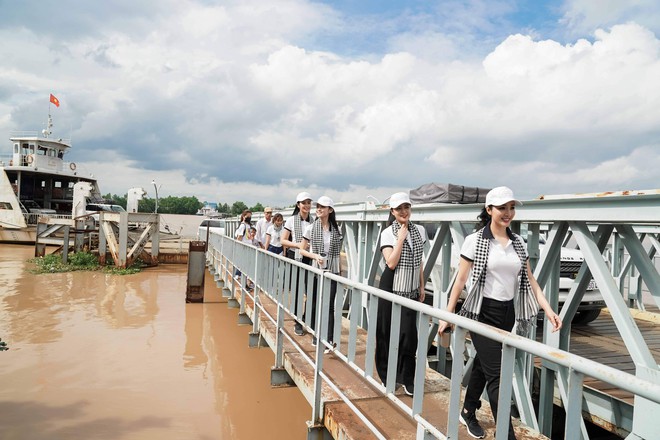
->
<box><xmin>256</xmin><ymin>218</ymin><xmax>271</xmax><ymax>246</ymax></box>
<box><xmin>266</xmin><ymin>224</ymin><xmax>283</xmax><ymax>247</ymax></box>
<box><xmin>380</xmin><ymin>223</ymin><xmax>428</xmax><ymax>250</ymax></box>
<box><xmin>302</xmin><ymin>224</ymin><xmax>331</xmax><ymax>255</ymax></box>
<box><xmin>284</xmin><ymin>215</ymin><xmax>312</xmax><ymax>243</ymax></box>
<box><xmin>235</xmin><ymin>222</ymin><xmax>253</xmax><ymax>244</ymax></box>
<box><xmin>460</xmin><ymin>232</ymin><xmax>524</xmax><ymax>301</ymax></box>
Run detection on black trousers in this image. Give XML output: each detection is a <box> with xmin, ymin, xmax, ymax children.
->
<box><xmin>286</xmin><ymin>249</ymin><xmax>311</xmax><ymax>317</ymax></box>
<box><xmin>465</xmin><ymin>297</ymin><xmax>516</xmax><ymax>438</ymax></box>
<box><xmin>309</xmin><ymin>277</ymin><xmax>337</xmax><ymax>343</ymax></box>
<box><xmin>375</xmin><ymin>267</ymin><xmax>418</xmax><ymax>387</ymax></box>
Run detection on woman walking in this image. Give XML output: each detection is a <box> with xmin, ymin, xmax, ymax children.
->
<box><xmin>281</xmin><ymin>192</ymin><xmax>314</xmax><ymax>336</ymax></box>
<box><xmin>299</xmin><ymin>196</ymin><xmax>343</xmax><ymax>350</ymax></box>
<box><xmin>438</xmin><ymin>186</ymin><xmax>562</xmax><ymax>439</ymax></box>
<box><xmin>375</xmin><ymin>192</ymin><xmax>427</xmax><ymax>396</ymax></box>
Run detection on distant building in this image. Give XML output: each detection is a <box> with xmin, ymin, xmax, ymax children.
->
<box><xmin>197</xmin><ymin>202</ymin><xmax>219</xmax><ymax>217</ymax></box>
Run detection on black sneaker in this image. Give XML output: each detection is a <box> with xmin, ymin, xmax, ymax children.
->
<box><xmin>460</xmin><ymin>408</ymin><xmax>485</xmax><ymax>438</ymax></box>
<box><xmin>294</xmin><ymin>322</ymin><xmax>305</xmax><ymax>336</ymax></box>
<box><xmin>402</xmin><ymin>383</ymin><xmax>414</xmax><ymax>396</ymax></box>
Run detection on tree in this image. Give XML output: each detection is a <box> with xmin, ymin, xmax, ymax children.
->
<box><xmin>102</xmin><ymin>193</ymin><xmax>127</xmax><ymax>209</ymax></box>
<box><xmin>217</xmin><ymin>203</ymin><xmax>230</xmax><ymax>214</ymax></box>
<box><xmin>250</xmin><ymin>202</ymin><xmax>264</xmax><ymax>212</ymax></box>
<box><xmin>231</xmin><ymin>201</ymin><xmax>248</xmax><ymax>216</ymax></box>
<box><xmin>136</xmin><ymin>196</ymin><xmax>203</xmax><ymax>214</ymax></box>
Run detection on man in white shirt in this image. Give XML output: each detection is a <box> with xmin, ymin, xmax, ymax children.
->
<box><xmin>255</xmin><ymin>207</ymin><xmax>273</xmax><ymax>249</ymax></box>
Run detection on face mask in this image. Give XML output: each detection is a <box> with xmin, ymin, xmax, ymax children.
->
<box><xmin>245</xmin><ymin>216</ymin><xmax>251</xmax><ymax>223</ymax></box>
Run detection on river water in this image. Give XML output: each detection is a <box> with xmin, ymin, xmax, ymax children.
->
<box><xmin>0</xmin><ymin>244</ymin><xmax>310</xmax><ymax>439</ymax></box>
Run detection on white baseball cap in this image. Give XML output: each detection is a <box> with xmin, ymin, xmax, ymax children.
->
<box><xmin>389</xmin><ymin>192</ymin><xmax>411</xmax><ymax>209</ymax></box>
<box><xmin>316</xmin><ymin>195</ymin><xmax>334</xmax><ymax>208</ymax></box>
<box><xmin>485</xmin><ymin>186</ymin><xmax>522</xmax><ymax>207</ymax></box>
<box><xmin>296</xmin><ymin>191</ymin><xmax>313</xmax><ymax>202</ymax></box>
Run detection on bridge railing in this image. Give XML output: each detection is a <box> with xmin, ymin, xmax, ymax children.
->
<box><xmin>206</xmin><ymin>223</ymin><xmax>660</xmax><ymax>440</ymax></box>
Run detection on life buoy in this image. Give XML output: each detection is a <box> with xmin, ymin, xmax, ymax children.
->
<box><xmin>26</xmin><ymin>155</ymin><xmax>34</xmax><ymax>164</ymax></box>
<box><xmin>69</xmin><ymin>162</ymin><xmax>77</xmax><ymax>171</ymax></box>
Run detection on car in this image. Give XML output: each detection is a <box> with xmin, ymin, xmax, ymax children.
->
<box><xmin>21</xmin><ymin>200</ymin><xmax>56</xmax><ymax>215</ymax></box>
<box><xmin>85</xmin><ymin>203</ymin><xmax>127</xmax><ymax>223</ymax></box>
<box><xmin>197</xmin><ymin>218</ymin><xmax>226</xmax><ymax>240</ymax></box>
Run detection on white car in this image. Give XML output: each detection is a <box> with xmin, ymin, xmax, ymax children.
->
<box><xmin>21</xmin><ymin>200</ymin><xmax>56</xmax><ymax>215</ymax></box>
<box><xmin>85</xmin><ymin>203</ymin><xmax>126</xmax><ymax>223</ymax></box>
<box><xmin>197</xmin><ymin>218</ymin><xmax>226</xmax><ymax>240</ymax></box>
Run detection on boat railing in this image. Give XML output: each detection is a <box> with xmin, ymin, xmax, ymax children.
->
<box><xmin>23</xmin><ymin>213</ymin><xmax>73</xmax><ymax>225</ymax></box>
<box><xmin>9</xmin><ymin>130</ymin><xmax>71</xmax><ymax>144</ymax></box>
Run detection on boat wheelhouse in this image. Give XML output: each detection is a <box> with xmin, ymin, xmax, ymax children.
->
<box><xmin>0</xmin><ymin>115</ymin><xmax>101</xmax><ymax>242</ymax></box>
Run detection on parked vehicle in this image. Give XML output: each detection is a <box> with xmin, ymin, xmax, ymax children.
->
<box><xmin>20</xmin><ymin>200</ymin><xmax>56</xmax><ymax>215</ymax></box>
<box><xmin>197</xmin><ymin>218</ymin><xmax>226</xmax><ymax>240</ymax></box>
<box><xmin>85</xmin><ymin>203</ymin><xmax>126</xmax><ymax>223</ymax></box>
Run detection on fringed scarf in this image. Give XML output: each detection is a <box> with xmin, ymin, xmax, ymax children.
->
<box><xmin>291</xmin><ymin>213</ymin><xmax>313</xmax><ymax>261</ymax></box>
<box><xmin>391</xmin><ymin>221</ymin><xmax>424</xmax><ymax>299</ymax></box>
<box><xmin>459</xmin><ymin>225</ymin><xmax>539</xmax><ymax>336</ymax></box>
<box><xmin>309</xmin><ymin>220</ymin><xmax>343</xmax><ymax>274</ymax></box>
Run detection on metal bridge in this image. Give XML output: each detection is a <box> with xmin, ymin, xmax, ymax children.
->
<box><xmin>204</xmin><ymin>190</ymin><xmax>660</xmax><ymax>439</ymax></box>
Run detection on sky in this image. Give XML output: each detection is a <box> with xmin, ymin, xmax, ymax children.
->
<box><xmin>1</xmin><ymin>0</ymin><xmax>659</xmax><ymax>208</ymax></box>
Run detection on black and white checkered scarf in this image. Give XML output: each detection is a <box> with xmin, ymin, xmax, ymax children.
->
<box><xmin>309</xmin><ymin>220</ymin><xmax>343</xmax><ymax>274</ymax></box>
<box><xmin>459</xmin><ymin>225</ymin><xmax>539</xmax><ymax>336</ymax></box>
<box><xmin>391</xmin><ymin>221</ymin><xmax>424</xmax><ymax>298</ymax></box>
<box><xmin>292</xmin><ymin>213</ymin><xmax>311</xmax><ymax>244</ymax></box>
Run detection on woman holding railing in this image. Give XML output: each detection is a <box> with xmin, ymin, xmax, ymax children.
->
<box><xmin>437</xmin><ymin>186</ymin><xmax>562</xmax><ymax>439</ymax></box>
<box><xmin>281</xmin><ymin>191</ymin><xmax>314</xmax><ymax>336</ymax></box>
<box><xmin>375</xmin><ymin>192</ymin><xmax>427</xmax><ymax>397</ymax></box>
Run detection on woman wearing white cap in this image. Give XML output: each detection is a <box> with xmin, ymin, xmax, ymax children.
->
<box><xmin>300</xmin><ymin>196</ymin><xmax>343</xmax><ymax>350</ymax></box>
<box><xmin>281</xmin><ymin>191</ymin><xmax>314</xmax><ymax>336</ymax></box>
<box><xmin>376</xmin><ymin>191</ymin><xmax>427</xmax><ymax>397</ymax></box>
<box><xmin>438</xmin><ymin>186</ymin><xmax>562</xmax><ymax>439</ymax></box>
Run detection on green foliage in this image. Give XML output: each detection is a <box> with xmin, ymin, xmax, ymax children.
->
<box><xmin>231</xmin><ymin>201</ymin><xmax>248</xmax><ymax>216</ymax></box>
<box><xmin>138</xmin><ymin>196</ymin><xmax>203</xmax><ymax>214</ymax></box>
<box><xmin>0</xmin><ymin>337</ymin><xmax>8</xmax><ymax>351</ymax></box>
<box><xmin>216</xmin><ymin>202</ymin><xmax>230</xmax><ymax>214</ymax></box>
<box><xmin>102</xmin><ymin>193</ymin><xmax>128</xmax><ymax>209</ymax></box>
<box><xmin>29</xmin><ymin>252</ymin><xmax>142</xmax><ymax>276</ymax></box>
<box><xmin>250</xmin><ymin>202</ymin><xmax>264</xmax><ymax>212</ymax></box>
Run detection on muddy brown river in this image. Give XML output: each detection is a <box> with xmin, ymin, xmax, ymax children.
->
<box><xmin>0</xmin><ymin>244</ymin><xmax>310</xmax><ymax>439</ymax></box>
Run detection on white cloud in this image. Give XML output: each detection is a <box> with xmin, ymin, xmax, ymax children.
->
<box><xmin>2</xmin><ymin>1</ymin><xmax>660</xmax><ymax>208</ymax></box>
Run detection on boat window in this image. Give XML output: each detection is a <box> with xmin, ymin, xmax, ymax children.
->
<box><xmin>0</xmin><ymin>202</ymin><xmax>12</xmax><ymax>210</ymax></box>
<box><xmin>37</xmin><ymin>146</ymin><xmax>47</xmax><ymax>156</ymax></box>
<box><xmin>14</xmin><ymin>143</ymin><xmax>18</xmax><ymax>154</ymax></box>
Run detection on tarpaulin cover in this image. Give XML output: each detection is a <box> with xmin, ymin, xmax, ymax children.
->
<box><xmin>409</xmin><ymin>183</ymin><xmax>491</xmax><ymax>204</ymax></box>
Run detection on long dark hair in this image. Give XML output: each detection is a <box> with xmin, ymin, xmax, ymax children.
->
<box><xmin>328</xmin><ymin>209</ymin><xmax>340</xmax><ymax>233</ymax></box>
<box><xmin>476</xmin><ymin>207</ymin><xmax>491</xmax><ymax>230</ymax></box>
<box><xmin>240</xmin><ymin>209</ymin><xmax>252</xmax><ymax>223</ymax></box>
<box><xmin>386</xmin><ymin>211</ymin><xmax>396</xmax><ymax>227</ymax></box>
<box><xmin>292</xmin><ymin>201</ymin><xmax>310</xmax><ymax>220</ymax></box>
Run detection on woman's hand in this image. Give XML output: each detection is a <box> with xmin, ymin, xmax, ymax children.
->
<box><xmin>398</xmin><ymin>223</ymin><xmax>408</xmax><ymax>242</ymax></box>
<box><xmin>547</xmin><ymin>312</ymin><xmax>562</xmax><ymax>332</ymax></box>
<box><xmin>437</xmin><ymin>319</ymin><xmax>452</xmax><ymax>335</ymax></box>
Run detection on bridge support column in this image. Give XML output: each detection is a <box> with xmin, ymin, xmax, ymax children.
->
<box><xmin>306</xmin><ymin>421</ymin><xmax>331</xmax><ymax>440</ymax></box>
<box><xmin>227</xmin><ymin>298</ymin><xmax>239</xmax><ymax>308</ymax></box>
<box><xmin>238</xmin><ymin>313</ymin><xmax>252</xmax><ymax>325</ymax></box>
<box><xmin>271</xmin><ymin>367</ymin><xmax>295</xmax><ymax>387</ymax></box>
<box><xmin>248</xmin><ymin>332</ymin><xmax>268</xmax><ymax>348</ymax></box>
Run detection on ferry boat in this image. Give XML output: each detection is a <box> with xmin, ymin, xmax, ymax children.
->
<box><xmin>0</xmin><ymin>114</ymin><xmax>102</xmax><ymax>243</ymax></box>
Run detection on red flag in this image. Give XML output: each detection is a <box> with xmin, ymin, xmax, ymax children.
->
<box><xmin>50</xmin><ymin>94</ymin><xmax>60</xmax><ymax>107</ymax></box>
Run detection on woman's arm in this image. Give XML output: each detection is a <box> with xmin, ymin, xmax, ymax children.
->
<box><xmin>438</xmin><ymin>257</ymin><xmax>473</xmax><ymax>334</ymax></box>
<box><xmin>264</xmin><ymin>233</ymin><xmax>271</xmax><ymax>250</ymax></box>
<box><xmin>299</xmin><ymin>237</ymin><xmax>323</xmax><ymax>265</ymax></box>
<box><xmin>382</xmin><ymin>224</ymin><xmax>408</xmax><ymax>270</ymax></box>
<box><xmin>527</xmin><ymin>261</ymin><xmax>562</xmax><ymax>332</ymax></box>
<box><xmin>280</xmin><ymin>228</ymin><xmax>296</xmax><ymax>249</ymax></box>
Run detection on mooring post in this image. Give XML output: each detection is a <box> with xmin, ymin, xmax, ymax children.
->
<box><xmin>186</xmin><ymin>241</ymin><xmax>207</xmax><ymax>303</ymax></box>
